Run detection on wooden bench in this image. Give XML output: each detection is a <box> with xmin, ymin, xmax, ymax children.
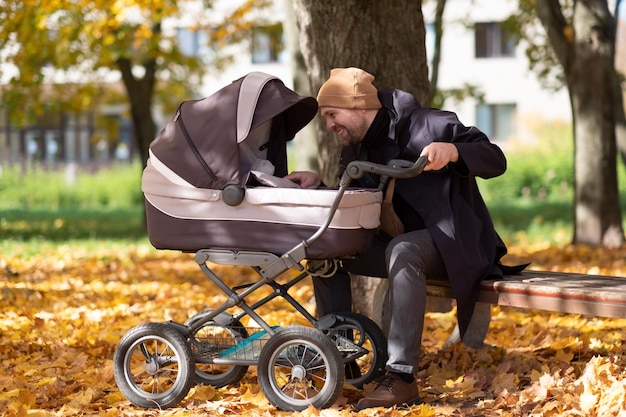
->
<box><xmin>425</xmin><ymin>270</ymin><xmax>626</xmax><ymax>319</ymax></box>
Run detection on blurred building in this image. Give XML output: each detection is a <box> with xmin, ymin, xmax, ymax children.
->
<box><xmin>423</xmin><ymin>0</ymin><xmax>570</xmax><ymax>146</ymax></box>
<box><xmin>2</xmin><ymin>0</ymin><xmax>620</xmax><ymax>166</ymax></box>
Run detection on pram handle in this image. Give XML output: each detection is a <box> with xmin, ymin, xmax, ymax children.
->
<box><xmin>343</xmin><ymin>155</ymin><xmax>429</xmax><ymax>183</ymax></box>
<box><xmin>298</xmin><ymin>155</ymin><xmax>428</xmax><ymax>256</ymax></box>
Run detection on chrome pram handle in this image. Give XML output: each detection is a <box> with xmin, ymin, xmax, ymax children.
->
<box><xmin>256</xmin><ymin>155</ymin><xmax>430</xmax><ymax>280</ymax></box>
<box><xmin>341</xmin><ymin>155</ymin><xmax>429</xmax><ymax>187</ymax></box>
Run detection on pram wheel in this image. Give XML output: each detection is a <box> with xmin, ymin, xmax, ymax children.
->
<box><xmin>187</xmin><ymin>315</ymin><xmax>249</xmax><ymax>387</ymax></box>
<box><xmin>113</xmin><ymin>322</ymin><xmax>195</xmax><ymax>409</ymax></box>
<box><xmin>326</xmin><ymin>312</ymin><xmax>388</xmax><ymax>389</ymax></box>
<box><xmin>257</xmin><ymin>326</ymin><xmax>344</xmax><ymax>411</ymax></box>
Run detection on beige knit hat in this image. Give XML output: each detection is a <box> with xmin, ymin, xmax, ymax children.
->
<box><xmin>317</xmin><ymin>67</ymin><xmax>382</xmax><ymax>110</ymax></box>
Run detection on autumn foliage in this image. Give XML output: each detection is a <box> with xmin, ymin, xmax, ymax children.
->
<box><xmin>3</xmin><ymin>242</ymin><xmax>626</xmax><ymax>416</ymax></box>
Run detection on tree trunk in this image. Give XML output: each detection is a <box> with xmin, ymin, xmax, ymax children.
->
<box><xmin>117</xmin><ymin>57</ymin><xmax>156</xmax><ymax>168</ymax></box>
<box><xmin>611</xmin><ymin>0</ymin><xmax>626</xmax><ymax>171</ymax></box>
<box><xmin>291</xmin><ymin>0</ymin><xmax>429</xmax><ymax>186</ymax></box>
<box><xmin>613</xmin><ymin>69</ymin><xmax>626</xmax><ymax>169</ymax></box>
<box><xmin>537</xmin><ymin>0</ymin><xmax>624</xmax><ymax>247</ymax></box>
<box><xmin>290</xmin><ymin>0</ymin><xmax>442</xmax><ymax>322</ymax></box>
<box><xmin>570</xmin><ymin>2</ymin><xmax>624</xmax><ymax>247</ymax></box>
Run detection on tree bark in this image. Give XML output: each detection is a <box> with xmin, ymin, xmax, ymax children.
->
<box><xmin>117</xmin><ymin>57</ymin><xmax>156</xmax><ymax>169</ymax></box>
<box><xmin>610</xmin><ymin>0</ymin><xmax>626</xmax><ymax>171</ymax></box>
<box><xmin>291</xmin><ymin>0</ymin><xmax>429</xmax><ymax>185</ymax></box>
<box><xmin>290</xmin><ymin>0</ymin><xmax>443</xmax><ymax>321</ymax></box>
<box><xmin>536</xmin><ymin>0</ymin><xmax>624</xmax><ymax>247</ymax></box>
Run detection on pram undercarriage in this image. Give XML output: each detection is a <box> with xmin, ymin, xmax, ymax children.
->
<box><xmin>113</xmin><ymin>252</ymin><xmax>387</xmax><ymax>411</ymax></box>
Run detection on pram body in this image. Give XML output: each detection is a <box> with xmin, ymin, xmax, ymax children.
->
<box><xmin>143</xmin><ymin>157</ymin><xmax>381</xmax><ymax>259</ymax></box>
<box><xmin>114</xmin><ymin>72</ymin><xmax>425</xmax><ymax>412</ymax></box>
<box><xmin>142</xmin><ymin>71</ymin><xmax>381</xmax><ymax>259</ymax></box>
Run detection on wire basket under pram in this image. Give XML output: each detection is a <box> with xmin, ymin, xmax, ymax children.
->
<box><xmin>112</xmin><ymin>72</ymin><xmax>427</xmax><ymax>411</ymax></box>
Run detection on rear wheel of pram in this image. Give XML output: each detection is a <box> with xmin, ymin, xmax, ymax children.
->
<box><xmin>326</xmin><ymin>312</ymin><xmax>388</xmax><ymax>389</ymax></box>
<box><xmin>257</xmin><ymin>326</ymin><xmax>344</xmax><ymax>411</ymax></box>
<box><xmin>113</xmin><ymin>322</ymin><xmax>195</xmax><ymax>409</ymax></box>
<box><xmin>188</xmin><ymin>316</ymin><xmax>249</xmax><ymax>387</ymax></box>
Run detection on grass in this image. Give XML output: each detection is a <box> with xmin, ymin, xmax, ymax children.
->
<box><xmin>0</xmin><ymin>207</ymin><xmax>148</xmax><ymax>258</ymax></box>
<box><xmin>488</xmin><ymin>198</ymin><xmax>574</xmax><ymax>247</ymax></box>
<box><xmin>1</xmin><ymin>162</ymin><xmax>148</xmax><ymax>257</ymax></box>
<box><xmin>0</xmin><ymin>207</ymin><xmax>145</xmax><ymax>240</ymax></box>
<box><xmin>0</xmin><ymin>162</ymin><xmax>144</xmax><ymax>210</ymax></box>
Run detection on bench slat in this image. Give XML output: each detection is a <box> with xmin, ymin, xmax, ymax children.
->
<box><xmin>426</xmin><ymin>270</ymin><xmax>626</xmax><ymax>319</ymax></box>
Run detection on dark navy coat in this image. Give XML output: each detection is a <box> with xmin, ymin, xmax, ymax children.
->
<box><xmin>342</xmin><ymin>88</ymin><xmax>509</xmax><ymax>336</ymax></box>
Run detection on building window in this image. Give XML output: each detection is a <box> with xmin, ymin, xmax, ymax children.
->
<box><xmin>177</xmin><ymin>28</ymin><xmax>212</xmax><ymax>63</ymax></box>
<box><xmin>251</xmin><ymin>23</ymin><xmax>285</xmax><ymax>64</ymax></box>
<box><xmin>475</xmin><ymin>22</ymin><xmax>515</xmax><ymax>58</ymax></box>
<box><xmin>476</xmin><ymin>103</ymin><xmax>516</xmax><ymax>141</ymax></box>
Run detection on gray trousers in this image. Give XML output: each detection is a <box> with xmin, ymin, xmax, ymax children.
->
<box><xmin>312</xmin><ymin>229</ymin><xmax>491</xmax><ymax>375</ymax></box>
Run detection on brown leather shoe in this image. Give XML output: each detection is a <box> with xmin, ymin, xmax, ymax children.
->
<box><xmin>356</xmin><ymin>373</ymin><xmax>421</xmax><ymax>410</ymax></box>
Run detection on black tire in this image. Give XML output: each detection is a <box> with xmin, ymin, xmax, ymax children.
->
<box><xmin>187</xmin><ymin>315</ymin><xmax>249</xmax><ymax>387</ymax></box>
<box><xmin>257</xmin><ymin>326</ymin><xmax>344</xmax><ymax>411</ymax></box>
<box><xmin>326</xmin><ymin>312</ymin><xmax>388</xmax><ymax>388</ymax></box>
<box><xmin>113</xmin><ymin>322</ymin><xmax>195</xmax><ymax>409</ymax></box>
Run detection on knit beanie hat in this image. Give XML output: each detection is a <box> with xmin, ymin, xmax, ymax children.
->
<box><xmin>317</xmin><ymin>67</ymin><xmax>382</xmax><ymax>110</ymax></box>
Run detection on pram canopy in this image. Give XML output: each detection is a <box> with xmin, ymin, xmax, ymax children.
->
<box><xmin>149</xmin><ymin>72</ymin><xmax>318</xmax><ymax>189</ymax></box>
<box><xmin>143</xmin><ymin>72</ymin><xmax>382</xmax><ymax>259</ymax></box>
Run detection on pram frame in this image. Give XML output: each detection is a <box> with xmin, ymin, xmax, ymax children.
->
<box><xmin>185</xmin><ymin>156</ymin><xmax>429</xmax><ymax>337</ymax></box>
<box><xmin>113</xmin><ymin>156</ymin><xmax>428</xmax><ymax>411</ymax></box>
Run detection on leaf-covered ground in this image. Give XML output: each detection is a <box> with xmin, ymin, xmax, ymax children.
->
<box><xmin>3</xmin><ymin>243</ymin><xmax>626</xmax><ymax>416</ymax></box>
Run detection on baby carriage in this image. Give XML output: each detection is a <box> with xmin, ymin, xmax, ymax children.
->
<box><xmin>113</xmin><ymin>72</ymin><xmax>427</xmax><ymax>411</ymax></box>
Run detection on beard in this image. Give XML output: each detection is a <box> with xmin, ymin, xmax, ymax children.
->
<box><xmin>334</xmin><ymin>114</ymin><xmax>370</xmax><ymax>147</ymax></box>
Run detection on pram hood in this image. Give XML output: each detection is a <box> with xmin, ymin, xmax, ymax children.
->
<box><xmin>149</xmin><ymin>72</ymin><xmax>318</xmax><ymax>190</ymax></box>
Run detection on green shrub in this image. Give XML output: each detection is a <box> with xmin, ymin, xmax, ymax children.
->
<box><xmin>0</xmin><ymin>162</ymin><xmax>143</xmax><ymax>210</ymax></box>
<box><xmin>479</xmin><ymin>147</ymin><xmax>575</xmax><ymax>203</ymax></box>
<box><xmin>477</xmin><ymin>119</ymin><xmax>626</xmax><ymax>245</ymax></box>
<box><xmin>479</xmin><ymin>118</ymin><xmax>573</xmax><ymax>203</ymax></box>
<box><xmin>480</xmin><ymin>142</ymin><xmax>626</xmax><ymax>206</ymax></box>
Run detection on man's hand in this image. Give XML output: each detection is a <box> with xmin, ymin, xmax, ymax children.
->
<box><xmin>420</xmin><ymin>142</ymin><xmax>459</xmax><ymax>171</ymax></box>
<box><xmin>283</xmin><ymin>171</ymin><xmax>322</xmax><ymax>189</ymax></box>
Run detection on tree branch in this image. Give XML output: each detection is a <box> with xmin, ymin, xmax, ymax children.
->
<box><xmin>536</xmin><ymin>0</ymin><xmax>573</xmax><ymax>72</ymax></box>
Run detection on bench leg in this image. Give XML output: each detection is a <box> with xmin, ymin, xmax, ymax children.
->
<box><xmin>443</xmin><ymin>302</ymin><xmax>491</xmax><ymax>349</ymax></box>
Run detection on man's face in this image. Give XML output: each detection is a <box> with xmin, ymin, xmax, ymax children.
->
<box><xmin>319</xmin><ymin>107</ymin><xmax>370</xmax><ymax>147</ymax></box>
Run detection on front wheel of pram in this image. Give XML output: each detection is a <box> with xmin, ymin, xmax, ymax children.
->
<box><xmin>113</xmin><ymin>322</ymin><xmax>195</xmax><ymax>409</ymax></box>
<box><xmin>325</xmin><ymin>312</ymin><xmax>388</xmax><ymax>389</ymax></box>
<box><xmin>257</xmin><ymin>326</ymin><xmax>344</xmax><ymax>411</ymax></box>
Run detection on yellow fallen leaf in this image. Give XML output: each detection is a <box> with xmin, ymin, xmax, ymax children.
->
<box><xmin>405</xmin><ymin>404</ymin><xmax>437</xmax><ymax>416</ymax></box>
<box><xmin>579</xmin><ymin>391</ymin><xmax>598</xmax><ymax>413</ymax></box>
<box><xmin>554</xmin><ymin>349</ymin><xmax>574</xmax><ymax>363</ymax></box>
<box><xmin>67</xmin><ymin>388</ymin><xmax>94</xmax><ymax>408</ymax></box>
<box><xmin>240</xmin><ymin>386</ymin><xmax>270</xmax><ymax>407</ymax></box>
<box><xmin>443</xmin><ymin>375</ymin><xmax>474</xmax><ymax>391</ymax></box>
<box><xmin>104</xmin><ymin>390</ymin><xmax>127</xmax><ymax>405</ymax></box>
<box><xmin>188</xmin><ymin>385</ymin><xmax>217</xmax><ymax>401</ymax></box>
<box><xmin>0</xmin><ymin>389</ymin><xmax>21</xmax><ymax>401</ymax></box>
<box><xmin>25</xmin><ymin>411</ymin><xmax>57</xmax><ymax>417</ymax></box>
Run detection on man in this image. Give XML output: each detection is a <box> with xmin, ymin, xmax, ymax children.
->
<box><xmin>285</xmin><ymin>67</ymin><xmax>514</xmax><ymax>410</ymax></box>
